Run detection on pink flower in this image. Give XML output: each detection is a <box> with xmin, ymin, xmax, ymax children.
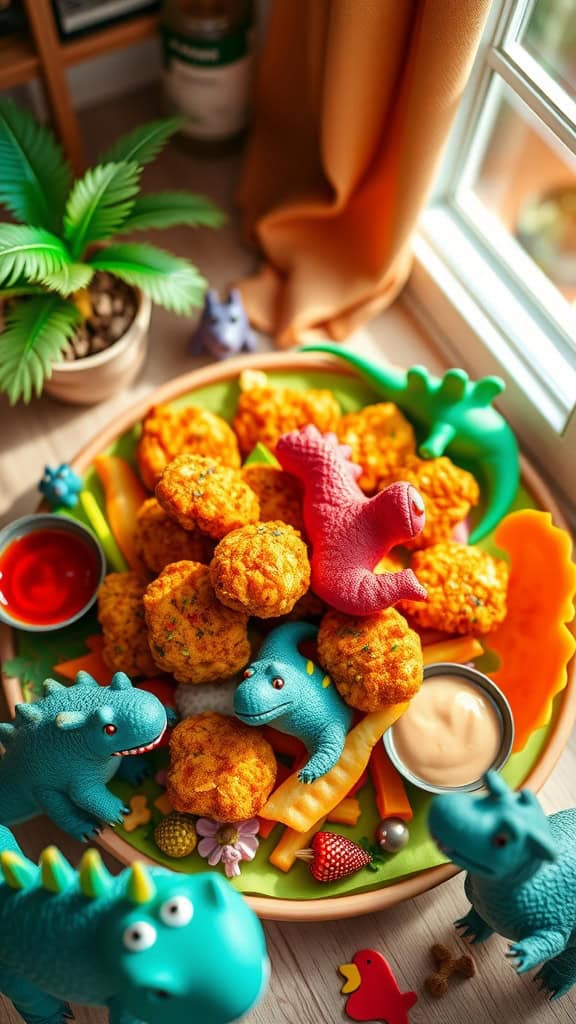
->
<box><xmin>196</xmin><ymin>818</ymin><xmax>260</xmax><ymax>878</ymax></box>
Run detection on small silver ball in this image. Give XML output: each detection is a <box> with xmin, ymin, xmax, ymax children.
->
<box><xmin>375</xmin><ymin>817</ymin><xmax>410</xmax><ymax>853</ymax></box>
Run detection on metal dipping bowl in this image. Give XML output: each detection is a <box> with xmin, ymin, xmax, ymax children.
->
<box><xmin>0</xmin><ymin>513</ymin><xmax>106</xmax><ymax>632</ymax></box>
<box><xmin>383</xmin><ymin>662</ymin><xmax>515</xmax><ymax>795</ymax></box>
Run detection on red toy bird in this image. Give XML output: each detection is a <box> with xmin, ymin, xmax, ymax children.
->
<box><xmin>339</xmin><ymin>949</ymin><xmax>417</xmax><ymax>1024</ymax></box>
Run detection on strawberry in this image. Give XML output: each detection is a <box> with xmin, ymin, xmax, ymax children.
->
<box><xmin>300</xmin><ymin>831</ymin><xmax>373</xmax><ymax>882</ymax></box>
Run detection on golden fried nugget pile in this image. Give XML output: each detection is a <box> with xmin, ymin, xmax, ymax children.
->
<box><xmin>241</xmin><ymin>464</ymin><xmax>304</xmax><ymax>533</ymax></box>
<box><xmin>318</xmin><ymin>607</ymin><xmax>423</xmax><ymax>711</ymax></box>
<box><xmin>134</xmin><ymin>497</ymin><xmax>214</xmax><ymax>574</ymax></box>
<box><xmin>400</xmin><ymin>541</ymin><xmax>509</xmax><ymax>635</ymax></box>
<box><xmin>336</xmin><ymin>402</ymin><xmax>416</xmax><ymax>493</ymax></box>
<box><xmin>137</xmin><ymin>404</ymin><xmax>241</xmax><ymax>490</ymax></box>
<box><xmin>167</xmin><ymin>712</ymin><xmax>277</xmax><ymax>821</ymax></box>
<box><xmin>210</xmin><ymin>521</ymin><xmax>311</xmax><ymax>618</ymax></box>
<box><xmin>385</xmin><ymin>455</ymin><xmax>480</xmax><ymax>549</ymax></box>
<box><xmin>143</xmin><ymin>561</ymin><xmax>250</xmax><ymax>684</ymax></box>
<box><xmin>98</xmin><ymin>572</ymin><xmax>157</xmax><ymax>677</ymax></box>
<box><xmin>233</xmin><ymin>385</ymin><xmax>341</xmax><ymax>457</ymax></box>
<box><xmin>156</xmin><ymin>454</ymin><xmax>259</xmax><ymax>539</ymax></box>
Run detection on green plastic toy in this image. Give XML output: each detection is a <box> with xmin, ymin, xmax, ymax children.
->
<box><xmin>301</xmin><ymin>344</ymin><xmax>520</xmax><ymax>543</ymax></box>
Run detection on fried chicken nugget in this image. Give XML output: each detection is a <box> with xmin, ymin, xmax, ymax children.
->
<box><xmin>210</xmin><ymin>521</ymin><xmax>311</xmax><ymax>618</ymax></box>
<box><xmin>399</xmin><ymin>541</ymin><xmax>509</xmax><ymax>635</ymax></box>
<box><xmin>143</xmin><ymin>561</ymin><xmax>250</xmax><ymax>684</ymax></box>
<box><xmin>137</xmin><ymin>404</ymin><xmax>241</xmax><ymax>490</ymax></box>
<box><xmin>317</xmin><ymin>607</ymin><xmax>423</xmax><ymax>712</ymax></box>
<box><xmin>241</xmin><ymin>464</ymin><xmax>304</xmax><ymax>532</ymax></box>
<box><xmin>167</xmin><ymin>712</ymin><xmax>277</xmax><ymax>821</ymax></box>
<box><xmin>336</xmin><ymin>403</ymin><xmax>416</xmax><ymax>493</ymax></box>
<box><xmin>135</xmin><ymin>497</ymin><xmax>214</xmax><ymax>574</ymax></box>
<box><xmin>98</xmin><ymin>571</ymin><xmax>157</xmax><ymax>677</ymax></box>
<box><xmin>385</xmin><ymin>455</ymin><xmax>480</xmax><ymax>549</ymax></box>
<box><xmin>233</xmin><ymin>385</ymin><xmax>341</xmax><ymax>457</ymax></box>
<box><xmin>156</xmin><ymin>454</ymin><xmax>259</xmax><ymax>539</ymax></box>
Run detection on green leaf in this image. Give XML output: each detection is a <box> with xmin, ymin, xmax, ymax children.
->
<box><xmin>64</xmin><ymin>162</ymin><xmax>141</xmax><ymax>259</ymax></box>
<box><xmin>89</xmin><ymin>243</ymin><xmax>206</xmax><ymax>314</ymax></box>
<box><xmin>0</xmin><ymin>98</ymin><xmax>72</xmax><ymax>233</ymax></box>
<box><xmin>0</xmin><ymin>225</ymin><xmax>71</xmax><ymax>288</ymax></box>
<box><xmin>41</xmin><ymin>262</ymin><xmax>94</xmax><ymax>296</ymax></box>
<box><xmin>0</xmin><ymin>294</ymin><xmax>80</xmax><ymax>403</ymax></box>
<box><xmin>100</xmin><ymin>116</ymin><xmax>184</xmax><ymax>167</ymax></box>
<box><xmin>118</xmin><ymin>191</ymin><xmax>225</xmax><ymax>232</ymax></box>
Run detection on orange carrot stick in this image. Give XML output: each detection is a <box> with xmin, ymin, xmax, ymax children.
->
<box><xmin>93</xmin><ymin>454</ymin><xmax>147</xmax><ymax>571</ymax></box>
<box><xmin>347</xmin><ymin>770</ymin><xmax>368</xmax><ymax>797</ymax></box>
<box><xmin>54</xmin><ymin>649</ymin><xmax>110</xmax><ymax>685</ymax></box>
<box><xmin>269</xmin><ymin>819</ymin><xmax>327</xmax><ymax>873</ymax></box>
<box><xmin>326</xmin><ymin>797</ymin><xmax>361</xmax><ymax>827</ymax></box>
<box><xmin>260</xmin><ymin>702</ymin><xmax>408</xmax><ymax>832</ymax></box>
<box><xmin>369</xmin><ymin>743</ymin><xmax>413</xmax><ymax>822</ymax></box>
<box><xmin>422</xmin><ymin>635</ymin><xmax>484</xmax><ymax>666</ymax></box>
<box><xmin>262</xmin><ymin>727</ymin><xmax>306</xmax><ymax>762</ymax></box>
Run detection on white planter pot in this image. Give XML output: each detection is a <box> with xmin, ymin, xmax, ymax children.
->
<box><xmin>44</xmin><ymin>290</ymin><xmax>152</xmax><ymax>405</ymax></box>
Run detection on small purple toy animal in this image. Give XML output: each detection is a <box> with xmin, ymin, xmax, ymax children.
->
<box><xmin>189</xmin><ymin>288</ymin><xmax>255</xmax><ymax>359</ymax></box>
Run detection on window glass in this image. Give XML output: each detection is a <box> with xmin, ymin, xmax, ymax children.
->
<box><xmin>519</xmin><ymin>0</ymin><xmax>576</xmax><ymax>99</ymax></box>
<box><xmin>462</xmin><ymin>83</ymin><xmax>576</xmax><ymax>310</ymax></box>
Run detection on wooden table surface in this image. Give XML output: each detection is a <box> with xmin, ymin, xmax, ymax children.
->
<box><xmin>1</xmin><ymin>88</ymin><xmax>576</xmax><ymax>1024</ymax></box>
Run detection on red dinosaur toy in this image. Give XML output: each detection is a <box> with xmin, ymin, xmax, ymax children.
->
<box><xmin>339</xmin><ymin>949</ymin><xmax>417</xmax><ymax>1023</ymax></box>
<box><xmin>275</xmin><ymin>426</ymin><xmax>427</xmax><ymax>615</ymax></box>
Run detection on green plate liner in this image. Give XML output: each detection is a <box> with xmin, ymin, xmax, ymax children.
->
<box><xmin>12</xmin><ymin>368</ymin><xmax>556</xmax><ymax>903</ymax></box>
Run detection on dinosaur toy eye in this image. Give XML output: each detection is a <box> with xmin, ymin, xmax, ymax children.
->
<box><xmin>242</xmin><ymin>669</ymin><xmax>253</xmax><ymax>679</ymax></box>
<box><xmin>272</xmin><ymin>677</ymin><xmax>285</xmax><ymax>690</ymax></box>
<box><xmin>123</xmin><ymin>921</ymin><xmax>157</xmax><ymax>952</ymax></box>
<box><xmin>492</xmin><ymin>832</ymin><xmax>510</xmax><ymax>848</ymax></box>
<box><xmin>103</xmin><ymin>724</ymin><xmax>117</xmax><ymax>735</ymax></box>
<box><xmin>160</xmin><ymin>896</ymin><xmax>194</xmax><ymax>928</ymax></box>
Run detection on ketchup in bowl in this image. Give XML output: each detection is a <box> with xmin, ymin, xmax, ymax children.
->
<box><xmin>0</xmin><ymin>516</ymin><xmax>105</xmax><ymax>631</ymax></box>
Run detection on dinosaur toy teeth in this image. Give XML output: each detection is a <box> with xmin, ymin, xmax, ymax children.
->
<box><xmin>114</xmin><ymin>723</ymin><xmax>167</xmax><ymax>757</ymax></box>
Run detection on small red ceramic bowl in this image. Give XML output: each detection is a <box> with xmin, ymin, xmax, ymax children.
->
<box><xmin>0</xmin><ymin>513</ymin><xmax>106</xmax><ymax>632</ymax></box>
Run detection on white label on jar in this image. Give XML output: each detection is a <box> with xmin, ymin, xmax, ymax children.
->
<box><xmin>164</xmin><ymin>54</ymin><xmax>253</xmax><ymax>139</ymax></box>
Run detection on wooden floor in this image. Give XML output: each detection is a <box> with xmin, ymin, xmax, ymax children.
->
<box><xmin>1</xmin><ymin>87</ymin><xmax>576</xmax><ymax>1024</ymax></box>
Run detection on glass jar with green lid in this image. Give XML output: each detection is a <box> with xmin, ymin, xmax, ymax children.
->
<box><xmin>161</xmin><ymin>0</ymin><xmax>254</xmax><ymax>155</ymax></box>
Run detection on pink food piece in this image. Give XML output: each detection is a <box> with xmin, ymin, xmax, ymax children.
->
<box><xmin>275</xmin><ymin>425</ymin><xmax>428</xmax><ymax>616</ymax></box>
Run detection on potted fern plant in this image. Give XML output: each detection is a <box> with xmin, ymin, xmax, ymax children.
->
<box><xmin>0</xmin><ymin>100</ymin><xmax>223</xmax><ymax>405</ymax></box>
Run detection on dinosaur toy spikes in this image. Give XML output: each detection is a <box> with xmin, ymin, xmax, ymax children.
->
<box><xmin>43</xmin><ymin>679</ymin><xmax>66</xmax><ymax>696</ymax></box>
<box><xmin>75</xmin><ymin>671</ymin><xmax>99</xmax><ymax>689</ymax></box>
<box><xmin>125</xmin><ymin>862</ymin><xmax>156</xmax><ymax>904</ymax></box>
<box><xmin>110</xmin><ymin>672</ymin><xmax>132</xmax><ymax>691</ymax></box>
<box><xmin>40</xmin><ymin>847</ymin><xmax>75</xmax><ymax>894</ymax></box>
<box><xmin>0</xmin><ymin>850</ymin><xmax>37</xmax><ymax>890</ymax></box>
<box><xmin>14</xmin><ymin>703</ymin><xmax>41</xmax><ymax>725</ymax></box>
<box><xmin>301</xmin><ymin>343</ymin><xmax>520</xmax><ymax>543</ymax></box>
<box><xmin>79</xmin><ymin>849</ymin><xmax>112</xmax><ymax>899</ymax></box>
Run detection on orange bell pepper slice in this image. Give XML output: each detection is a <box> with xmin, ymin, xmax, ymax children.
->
<box><xmin>486</xmin><ymin>510</ymin><xmax>576</xmax><ymax>751</ymax></box>
<box><xmin>369</xmin><ymin>743</ymin><xmax>413</xmax><ymax>822</ymax></box>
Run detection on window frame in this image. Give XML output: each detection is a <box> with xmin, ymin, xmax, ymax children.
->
<box><xmin>406</xmin><ymin>0</ymin><xmax>576</xmax><ymax>517</ymax></box>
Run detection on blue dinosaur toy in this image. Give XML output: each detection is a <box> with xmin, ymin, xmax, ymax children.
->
<box><xmin>428</xmin><ymin>771</ymin><xmax>576</xmax><ymax>1000</ymax></box>
<box><xmin>0</xmin><ymin>671</ymin><xmax>168</xmax><ymax>841</ymax></box>
<box><xmin>0</xmin><ymin>826</ymin><xmax>269</xmax><ymax>1024</ymax></box>
<box><xmin>233</xmin><ymin>622</ymin><xmax>353</xmax><ymax>783</ymax></box>
<box><xmin>189</xmin><ymin>288</ymin><xmax>255</xmax><ymax>359</ymax></box>
<box><xmin>38</xmin><ymin>464</ymin><xmax>83</xmax><ymax>509</ymax></box>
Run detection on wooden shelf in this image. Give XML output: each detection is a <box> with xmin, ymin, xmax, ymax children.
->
<box><xmin>1</xmin><ymin>2</ymin><xmax>161</xmax><ymax>172</ymax></box>
<box><xmin>62</xmin><ymin>13</ymin><xmax>160</xmax><ymax>67</ymax></box>
<box><xmin>0</xmin><ymin>33</ymin><xmax>40</xmax><ymax>89</ymax></box>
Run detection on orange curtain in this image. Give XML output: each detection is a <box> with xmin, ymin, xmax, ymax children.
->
<box><xmin>237</xmin><ymin>0</ymin><xmax>491</xmax><ymax>348</ymax></box>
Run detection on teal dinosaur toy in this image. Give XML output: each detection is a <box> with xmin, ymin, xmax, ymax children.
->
<box><xmin>428</xmin><ymin>771</ymin><xmax>576</xmax><ymax>1000</ymax></box>
<box><xmin>0</xmin><ymin>826</ymin><xmax>268</xmax><ymax>1024</ymax></box>
<box><xmin>0</xmin><ymin>671</ymin><xmax>168</xmax><ymax>841</ymax></box>
<box><xmin>301</xmin><ymin>344</ymin><xmax>520</xmax><ymax>543</ymax></box>
<box><xmin>233</xmin><ymin>622</ymin><xmax>353</xmax><ymax>783</ymax></box>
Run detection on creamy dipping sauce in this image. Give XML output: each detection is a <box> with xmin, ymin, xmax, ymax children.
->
<box><xmin>392</xmin><ymin>674</ymin><xmax>502</xmax><ymax>788</ymax></box>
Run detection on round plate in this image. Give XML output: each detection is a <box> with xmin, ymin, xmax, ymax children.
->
<box><xmin>2</xmin><ymin>351</ymin><xmax>575</xmax><ymax>921</ymax></box>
